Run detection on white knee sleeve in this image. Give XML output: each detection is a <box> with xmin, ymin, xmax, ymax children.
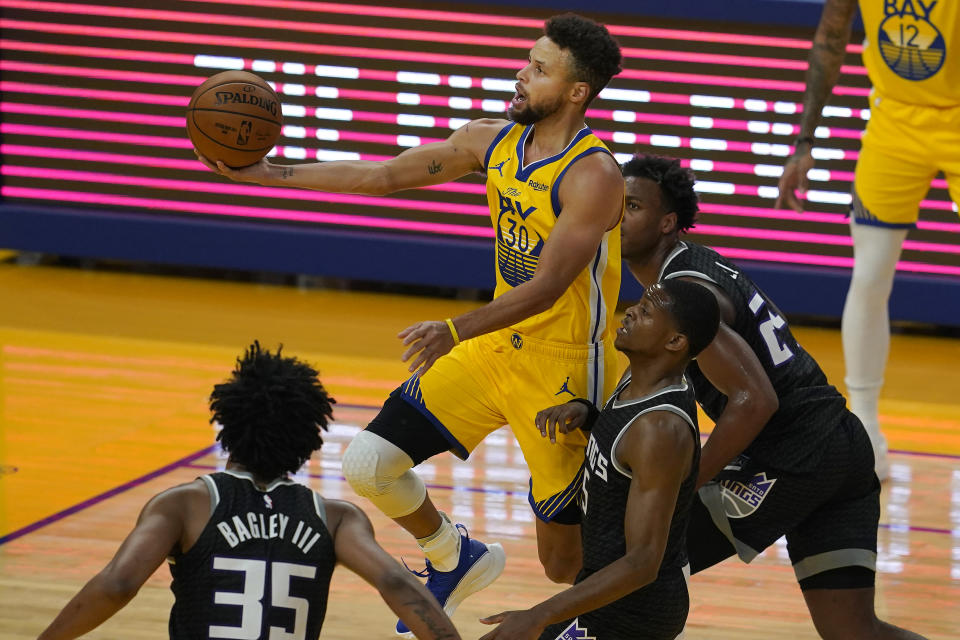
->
<box><xmin>842</xmin><ymin>219</ymin><xmax>908</xmax><ymax>392</ymax></box>
<box><xmin>341</xmin><ymin>431</ymin><xmax>426</xmax><ymax>518</ymax></box>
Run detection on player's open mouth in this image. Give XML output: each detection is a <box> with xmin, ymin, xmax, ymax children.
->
<box><xmin>511</xmin><ymin>90</ymin><xmax>526</xmax><ymax>108</ymax></box>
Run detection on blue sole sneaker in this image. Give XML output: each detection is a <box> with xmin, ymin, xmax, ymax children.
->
<box><xmin>396</xmin><ymin>525</ymin><xmax>506</xmax><ymax>637</ymax></box>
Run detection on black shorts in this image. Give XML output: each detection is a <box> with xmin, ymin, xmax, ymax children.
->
<box><xmin>539</xmin><ymin>568</ymin><xmax>688</xmax><ymax>640</ymax></box>
<box><xmin>688</xmin><ymin>412</ymin><xmax>880</xmax><ymax>589</ymax></box>
<box><xmin>365</xmin><ymin>395</ymin><xmax>583</xmax><ymax>526</ymax></box>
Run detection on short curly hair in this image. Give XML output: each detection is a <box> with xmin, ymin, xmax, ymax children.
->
<box><xmin>210</xmin><ymin>341</ymin><xmax>335</xmax><ymax>479</ymax></box>
<box><xmin>621</xmin><ymin>153</ymin><xmax>699</xmax><ymax>232</ymax></box>
<box><xmin>545</xmin><ymin>13</ymin><xmax>622</xmax><ymax>103</ymax></box>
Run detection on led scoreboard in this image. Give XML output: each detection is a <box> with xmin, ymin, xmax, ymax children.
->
<box><xmin>1</xmin><ymin>0</ymin><xmax>958</xmax><ymax>296</ymax></box>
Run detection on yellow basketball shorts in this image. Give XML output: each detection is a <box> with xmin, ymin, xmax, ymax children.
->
<box><xmin>394</xmin><ymin>328</ymin><xmax>620</xmax><ymax>522</ymax></box>
<box><xmin>853</xmin><ymin>92</ymin><xmax>960</xmax><ymax>227</ymax></box>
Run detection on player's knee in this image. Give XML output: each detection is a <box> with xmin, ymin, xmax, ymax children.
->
<box><xmin>341</xmin><ymin>431</ymin><xmax>425</xmax><ymax>518</ymax></box>
<box><xmin>341</xmin><ymin>431</ymin><xmax>412</xmax><ymax>497</ymax></box>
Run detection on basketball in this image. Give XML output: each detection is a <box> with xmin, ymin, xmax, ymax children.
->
<box><xmin>187</xmin><ymin>70</ymin><xmax>283</xmax><ymax>168</ymax></box>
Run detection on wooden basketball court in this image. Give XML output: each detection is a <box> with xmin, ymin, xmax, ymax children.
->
<box><xmin>1</xmin><ymin>260</ymin><xmax>958</xmax><ymax>639</ymax></box>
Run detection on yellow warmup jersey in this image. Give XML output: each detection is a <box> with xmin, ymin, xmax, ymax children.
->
<box><xmin>484</xmin><ymin>122</ymin><xmax>621</xmax><ymax>345</ymax></box>
<box><xmin>860</xmin><ymin>0</ymin><xmax>959</xmax><ymax>107</ymax></box>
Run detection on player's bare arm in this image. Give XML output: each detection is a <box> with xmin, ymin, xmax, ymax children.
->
<box><xmin>37</xmin><ymin>484</ymin><xmax>198</xmax><ymax>640</ymax></box>
<box><xmin>327</xmin><ymin>500</ymin><xmax>461</xmax><ymax>640</ymax></box>
<box><xmin>478</xmin><ymin>412</ymin><xmax>693</xmax><ymax>640</ymax></box>
<box><xmin>195</xmin><ymin>118</ymin><xmax>506</xmax><ymax>195</ymax></box>
<box><xmin>674</xmin><ymin>276</ymin><xmax>777</xmax><ymax>487</ymax></box>
<box><xmin>401</xmin><ymin>152</ymin><xmax>624</xmax><ymax>375</ymax></box>
<box><xmin>777</xmin><ymin>0</ymin><xmax>858</xmax><ymax>211</ymax></box>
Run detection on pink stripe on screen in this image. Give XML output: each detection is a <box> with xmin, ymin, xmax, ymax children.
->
<box><xmin>0</xmin><ymin>186</ymin><xmax>495</xmax><ymax>238</ymax></box>
<box><xmin>1</xmin><ymin>122</ymin><xmax>192</xmax><ymax>148</ymax></box>
<box><xmin>1</xmin><ymin>145</ymin><xmax>202</xmax><ymax>171</ymax></box>
<box><xmin>699</xmin><ymin>203</ymin><xmax>848</xmax><ymax>225</ymax></box>
<box><xmin>0</xmin><ymin>144</ymin><xmax>489</xmax><ymax>197</ymax></box>
<box><xmin>714</xmin><ymin>246</ymin><xmax>960</xmax><ymax>277</ymax></box>
<box><xmin>0</xmin><ymin>81</ymin><xmax>189</xmax><ymax>107</ymax></box>
<box><xmin>698</xmin><ymin>225</ymin><xmax>960</xmax><ymax>255</ymax></box>
<box><xmin>0</xmin><ymin>39</ymin><xmax>195</xmax><ymax>65</ymax></box>
<box><xmin>1</xmin><ymin>166</ymin><xmax>491</xmax><ymax>217</ymax></box>
<box><xmin>1</xmin><ymin>102</ymin><xmax>185</xmax><ymax>128</ymax></box>
<box><xmin>0</xmin><ymin>59</ymin><xmax>202</xmax><ymax>87</ymax></box>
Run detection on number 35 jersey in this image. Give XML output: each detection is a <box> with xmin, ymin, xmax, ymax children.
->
<box><xmin>168</xmin><ymin>470</ymin><xmax>335</xmax><ymax>640</ymax></box>
<box><xmin>659</xmin><ymin>242</ymin><xmax>848</xmax><ymax>472</ymax></box>
<box><xmin>485</xmin><ymin>122</ymin><xmax>621</xmax><ymax>345</ymax></box>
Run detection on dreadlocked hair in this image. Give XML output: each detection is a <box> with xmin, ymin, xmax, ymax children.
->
<box><xmin>621</xmin><ymin>153</ymin><xmax>699</xmax><ymax>232</ymax></box>
<box><xmin>210</xmin><ymin>341</ymin><xmax>335</xmax><ymax>479</ymax></box>
<box><xmin>544</xmin><ymin>13</ymin><xmax>623</xmax><ymax>103</ymax></box>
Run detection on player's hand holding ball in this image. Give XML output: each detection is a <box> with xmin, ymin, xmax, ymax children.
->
<box><xmin>187</xmin><ymin>70</ymin><xmax>283</xmax><ymax>184</ymax></box>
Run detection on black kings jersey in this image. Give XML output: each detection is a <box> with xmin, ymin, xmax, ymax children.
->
<box><xmin>169</xmin><ymin>470</ymin><xmax>335</xmax><ymax>640</ymax></box>
<box><xmin>660</xmin><ymin>242</ymin><xmax>848</xmax><ymax>471</ymax></box>
<box><xmin>576</xmin><ymin>375</ymin><xmax>699</xmax><ymax>637</ymax></box>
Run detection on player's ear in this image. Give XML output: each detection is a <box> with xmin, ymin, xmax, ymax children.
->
<box><xmin>665</xmin><ymin>332</ymin><xmax>687</xmax><ymax>354</ymax></box>
<box><xmin>569</xmin><ymin>82</ymin><xmax>590</xmax><ymax>107</ymax></box>
<box><xmin>660</xmin><ymin>212</ymin><xmax>678</xmax><ymax>234</ymax></box>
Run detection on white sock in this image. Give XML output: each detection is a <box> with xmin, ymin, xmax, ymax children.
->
<box><xmin>841</xmin><ymin>218</ymin><xmax>906</xmax><ymax>458</ymax></box>
<box><xmin>417</xmin><ymin>513</ymin><xmax>461</xmax><ymax>572</ymax></box>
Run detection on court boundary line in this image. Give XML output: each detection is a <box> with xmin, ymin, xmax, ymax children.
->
<box><xmin>0</xmin><ymin>445</ymin><xmax>216</xmax><ymax>546</ymax></box>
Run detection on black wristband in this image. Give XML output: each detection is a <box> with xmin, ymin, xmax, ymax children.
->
<box><xmin>568</xmin><ymin>397</ymin><xmax>600</xmax><ymax>431</ymax></box>
<box><xmin>795</xmin><ymin>135</ymin><xmax>815</xmax><ymax>147</ymax></box>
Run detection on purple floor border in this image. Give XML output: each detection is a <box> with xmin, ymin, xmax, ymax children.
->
<box><xmin>0</xmin><ymin>445</ymin><xmax>217</xmax><ymax>546</ymax></box>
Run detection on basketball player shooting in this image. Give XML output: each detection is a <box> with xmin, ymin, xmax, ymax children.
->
<box><xmin>196</xmin><ymin>14</ymin><xmax>624</xmax><ymax>636</ymax></box>
<box><xmin>480</xmin><ymin>280</ymin><xmax>719</xmax><ymax>640</ymax></box>
<box><xmin>37</xmin><ymin>343</ymin><xmax>460</xmax><ymax>640</ymax></box>
<box><xmin>621</xmin><ymin>153</ymin><xmax>927</xmax><ymax>640</ymax></box>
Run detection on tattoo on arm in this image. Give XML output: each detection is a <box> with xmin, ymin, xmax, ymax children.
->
<box><xmin>280</xmin><ymin>167</ymin><xmax>294</xmax><ymax>180</ymax></box>
<box><xmin>800</xmin><ymin>0</ymin><xmax>856</xmax><ymax>137</ymax></box>
<box><xmin>427</xmin><ymin>160</ymin><xmax>443</xmax><ymax>175</ymax></box>
<box><xmin>404</xmin><ymin>598</ymin><xmax>458</xmax><ymax>640</ymax></box>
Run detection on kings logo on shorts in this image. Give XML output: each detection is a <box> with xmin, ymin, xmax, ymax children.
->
<box><xmin>554</xmin><ymin>618</ymin><xmax>597</xmax><ymax>640</ymax></box>
<box><xmin>878</xmin><ymin>0</ymin><xmax>946</xmax><ymax>81</ymax></box>
<box><xmin>719</xmin><ymin>472</ymin><xmax>777</xmax><ymax>518</ymax></box>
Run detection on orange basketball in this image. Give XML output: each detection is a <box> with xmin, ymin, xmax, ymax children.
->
<box><xmin>187</xmin><ymin>70</ymin><xmax>283</xmax><ymax>168</ymax></box>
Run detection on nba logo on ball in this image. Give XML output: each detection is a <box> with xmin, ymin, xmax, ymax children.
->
<box><xmin>719</xmin><ymin>472</ymin><xmax>777</xmax><ymax>518</ymax></box>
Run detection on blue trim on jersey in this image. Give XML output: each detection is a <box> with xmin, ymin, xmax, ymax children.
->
<box><xmin>515</xmin><ymin>126</ymin><xmax>594</xmax><ymax>183</ymax></box>
<box><xmin>589</xmin><ymin>246</ymin><xmax>603</xmax><ymax>344</ymax></box>
<box><xmin>484</xmin><ymin>121</ymin><xmax>516</xmax><ymax>170</ymax></box>
<box><xmin>549</xmin><ymin>146</ymin><xmax>613</xmax><ymax>216</ymax></box>
<box><xmin>391</xmin><ymin>376</ymin><xmax>470</xmax><ymax>460</ymax></box>
<box><xmin>528</xmin><ymin>464</ymin><xmax>585</xmax><ymax>521</ymax></box>
<box><xmin>851</xmin><ymin>216</ymin><xmax>917</xmax><ymax>230</ymax></box>
<box><xmin>592</xmin><ymin>342</ymin><xmax>600</xmax><ymax>405</ymax></box>
<box><xmin>849</xmin><ymin>201</ymin><xmax>917</xmax><ymax>229</ymax></box>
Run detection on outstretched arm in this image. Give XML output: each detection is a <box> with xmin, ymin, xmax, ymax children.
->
<box><xmin>479</xmin><ymin>412</ymin><xmax>694</xmax><ymax>640</ymax></box>
<box><xmin>776</xmin><ymin>0</ymin><xmax>859</xmax><ymax>211</ymax></box>
<box><xmin>37</xmin><ymin>487</ymin><xmax>189</xmax><ymax>640</ymax></box>
<box><xmin>401</xmin><ymin>152</ymin><xmax>624</xmax><ymax>375</ymax></box>
<box><xmin>196</xmin><ymin>118</ymin><xmax>505</xmax><ymax>195</ymax></box>
<box><xmin>328</xmin><ymin>501</ymin><xmax>461</xmax><ymax>640</ymax></box>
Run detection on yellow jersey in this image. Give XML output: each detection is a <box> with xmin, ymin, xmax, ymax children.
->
<box><xmin>484</xmin><ymin>122</ymin><xmax>621</xmax><ymax>345</ymax></box>
<box><xmin>860</xmin><ymin>0</ymin><xmax>959</xmax><ymax>107</ymax></box>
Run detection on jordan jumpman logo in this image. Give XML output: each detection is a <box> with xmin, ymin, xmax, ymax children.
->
<box><xmin>555</xmin><ymin>376</ymin><xmax>575</xmax><ymax>397</ymax></box>
<box><xmin>490</xmin><ymin>158</ymin><xmax>509</xmax><ymax>176</ymax></box>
